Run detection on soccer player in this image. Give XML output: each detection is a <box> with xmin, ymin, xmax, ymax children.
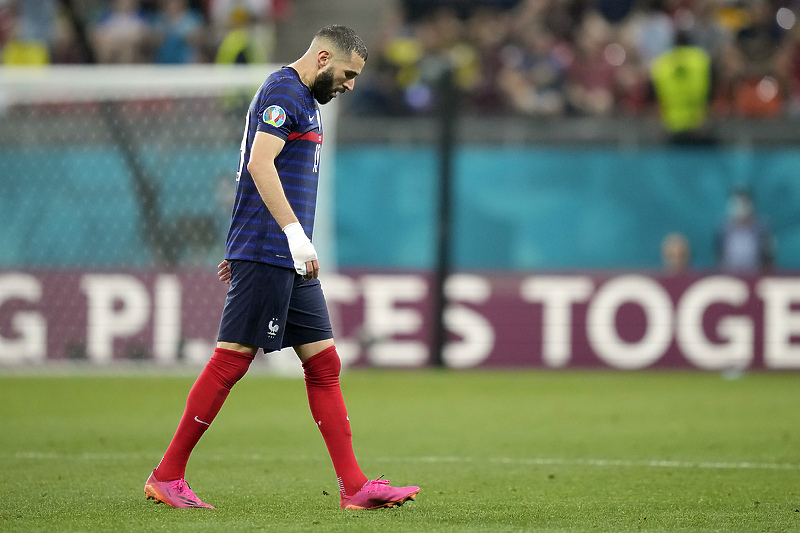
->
<box><xmin>144</xmin><ymin>25</ymin><xmax>420</xmax><ymax>510</ymax></box>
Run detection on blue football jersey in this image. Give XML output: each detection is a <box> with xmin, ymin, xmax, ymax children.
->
<box><xmin>225</xmin><ymin>67</ymin><xmax>323</xmax><ymax>269</ymax></box>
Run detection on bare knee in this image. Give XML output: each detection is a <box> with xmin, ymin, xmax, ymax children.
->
<box><xmin>294</xmin><ymin>339</ymin><xmax>335</xmax><ymax>363</ymax></box>
<box><xmin>216</xmin><ymin>341</ymin><xmax>258</xmax><ymax>356</ymax></box>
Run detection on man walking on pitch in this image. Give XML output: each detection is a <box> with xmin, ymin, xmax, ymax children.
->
<box><xmin>144</xmin><ymin>25</ymin><xmax>419</xmax><ymax>510</ymax></box>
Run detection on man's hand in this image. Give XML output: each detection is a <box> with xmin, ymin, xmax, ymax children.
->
<box><xmin>283</xmin><ymin>222</ymin><xmax>319</xmax><ymax>280</ymax></box>
<box><xmin>218</xmin><ymin>260</ymin><xmax>231</xmax><ymax>284</ymax></box>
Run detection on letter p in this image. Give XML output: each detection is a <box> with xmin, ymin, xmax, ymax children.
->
<box><xmin>80</xmin><ymin>275</ymin><xmax>150</xmax><ymax>363</ymax></box>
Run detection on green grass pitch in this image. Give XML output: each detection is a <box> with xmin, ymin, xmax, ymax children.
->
<box><xmin>1</xmin><ymin>369</ymin><xmax>799</xmax><ymax>532</ymax></box>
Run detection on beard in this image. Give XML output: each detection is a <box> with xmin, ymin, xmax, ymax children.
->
<box><xmin>311</xmin><ymin>67</ymin><xmax>337</xmax><ymax>104</ymax></box>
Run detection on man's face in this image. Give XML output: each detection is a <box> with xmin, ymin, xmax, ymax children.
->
<box><xmin>312</xmin><ymin>51</ymin><xmax>365</xmax><ymax>104</ymax></box>
<box><xmin>728</xmin><ymin>193</ymin><xmax>753</xmax><ymax>222</ymax></box>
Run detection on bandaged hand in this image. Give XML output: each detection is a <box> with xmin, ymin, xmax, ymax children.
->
<box><xmin>282</xmin><ymin>222</ymin><xmax>318</xmax><ymax>278</ymax></box>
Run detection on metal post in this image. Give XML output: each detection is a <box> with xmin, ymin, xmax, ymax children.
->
<box><xmin>430</xmin><ymin>67</ymin><xmax>458</xmax><ymax>368</ymax></box>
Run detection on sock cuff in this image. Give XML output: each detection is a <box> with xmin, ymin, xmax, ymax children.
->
<box><xmin>213</xmin><ymin>347</ymin><xmax>255</xmax><ymax>361</ymax></box>
<box><xmin>302</xmin><ymin>345</ymin><xmax>340</xmax><ymax>387</ymax></box>
<box><xmin>209</xmin><ymin>347</ymin><xmax>254</xmax><ymax>389</ymax></box>
<box><xmin>301</xmin><ymin>345</ymin><xmax>338</xmax><ymax>368</ymax></box>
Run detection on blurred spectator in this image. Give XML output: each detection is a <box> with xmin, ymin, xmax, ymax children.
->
<box><xmin>17</xmin><ymin>0</ymin><xmax>57</xmax><ymax>47</ymax></box>
<box><xmin>216</xmin><ymin>8</ymin><xmax>267</xmax><ymax>65</ymax></box>
<box><xmin>650</xmin><ymin>29</ymin><xmax>714</xmax><ymax>143</ymax></box>
<box><xmin>735</xmin><ymin>0</ymin><xmax>782</xmax><ymax>67</ymax></box>
<box><xmin>51</xmin><ymin>8</ymin><xmax>88</xmax><ymax>64</ymax></box>
<box><xmin>514</xmin><ymin>0</ymin><xmax>580</xmax><ymax>44</ymax></box>
<box><xmin>346</xmin><ymin>6</ymin><xmax>417</xmax><ymax>115</ymax></box>
<box><xmin>357</xmin><ymin>9</ymin><xmax>479</xmax><ymax>115</ymax></box>
<box><xmin>620</xmin><ymin>0</ymin><xmax>675</xmax><ymax>67</ymax></box>
<box><xmin>497</xmin><ymin>22</ymin><xmax>567</xmax><ymax>116</ymax></box>
<box><xmin>613</xmin><ymin>28</ymin><xmax>651</xmax><ymax>114</ymax></box>
<box><xmin>564</xmin><ymin>11</ymin><xmax>617</xmax><ymax>116</ymax></box>
<box><xmin>414</xmin><ymin>10</ymin><xmax>479</xmax><ymax>113</ymax></box>
<box><xmin>211</xmin><ymin>0</ymin><xmax>278</xmax><ymax>64</ymax></box>
<box><xmin>465</xmin><ymin>8</ymin><xmax>511</xmax><ymax>112</ymax></box>
<box><xmin>661</xmin><ymin>232</ymin><xmax>691</xmax><ymax>274</ymax></box>
<box><xmin>0</xmin><ymin>1</ymin><xmax>52</xmax><ymax>66</ymax></box>
<box><xmin>91</xmin><ymin>0</ymin><xmax>150</xmax><ymax>63</ymax></box>
<box><xmin>715</xmin><ymin>188</ymin><xmax>775</xmax><ymax>272</ymax></box>
<box><xmin>681</xmin><ymin>0</ymin><xmax>730</xmax><ymax>61</ymax></box>
<box><xmin>150</xmin><ymin>0</ymin><xmax>204</xmax><ymax>64</ymax></box>
<box><xmin>213</xmin><ymin>3</ymin><xmax>280</xmax><ymax>115</ymax></box>
<box><xmin>727</xmin><ymin>0</ymin><xmax>786</xmax><ymax>116</ymax></box>
<box><xmin>0</xmin><ymin>0</ymin><xmax>11</xmax><ymax>41</ymax></box>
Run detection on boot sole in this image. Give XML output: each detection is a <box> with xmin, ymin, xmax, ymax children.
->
<box><xmin>344</xmin><ymin>489</ymin><xmax>420</xmax><ymax>510</ymax></box>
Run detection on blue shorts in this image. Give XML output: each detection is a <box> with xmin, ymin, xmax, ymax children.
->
<box><xmin>217</xmin><ymin>260</ymin><xmax>333</xmax><ymax>353</ymax></box>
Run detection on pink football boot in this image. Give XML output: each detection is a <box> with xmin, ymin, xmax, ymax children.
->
<box><xmin>144</xmin><ymin>469</ymin><xmax>215</xmax><ymax>509</ymax></box>
<box><xmin>340</xmin><ymin>476</ymin><xmax>420</xmax><ymax>510</ymax></box>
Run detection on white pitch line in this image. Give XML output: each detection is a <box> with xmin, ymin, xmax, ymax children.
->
<box><xmin>372</xmin><ymin>455</ymin><xmax>800</xmax><ymax>471</ymax></box>
<box><xmin>485</xmin><ymin>456</ymin><xmax>800</xmax><ymax>471</ymax></box>
<box><xmin>6</xmin><ymin>452</ymin><xmax>800</xmax><ymax>472</ymax></box>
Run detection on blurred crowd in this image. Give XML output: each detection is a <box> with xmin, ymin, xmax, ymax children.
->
<box><xmin>0</xmin><ymin>0</ymin><xmax>290</xmax><ymax>66</ymax></box>
<box><xmin>2</xmin><ymin>0</ymin><xmax>799</xmax><ymax>121</ymax></box>
<box><xmin>352</xmin><ymin>0</ymin><xmax>800</xmax><ymax>120</ymax></box>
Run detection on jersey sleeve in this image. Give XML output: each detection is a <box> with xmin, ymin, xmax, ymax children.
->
<box><xmin>256</xmin><ymin>90</ymin><xmax>301</xmax><ymax>141</ymax></box>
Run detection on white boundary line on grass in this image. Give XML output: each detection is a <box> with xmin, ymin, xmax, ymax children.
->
<box><xmin>491</xmin><ymin>456</ymin><xmax>800</xmax><ymax>472</ymax></box>
<box><xmin>380</xmin><ymin>456</ymin><xmax>800</xmax><ymax>471</ymax></box>
<box><xmin>8</xmin><ymin>452</ymin><xmax>800</xmax><ymax>472</ymax></box>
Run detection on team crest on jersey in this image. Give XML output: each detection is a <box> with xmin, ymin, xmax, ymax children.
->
<box><xmin>263</xmin><ymin>105</ymin><xmax>287</xmax><ymax>128</ymax></box>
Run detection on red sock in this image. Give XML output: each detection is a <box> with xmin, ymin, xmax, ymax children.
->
<box><xmin>154</xmin><ymin>347</ymin><xmax>253</xmax><ymax>481</ymax></box>
<box><xmin>302</xmin><ymin>346</ymin><xmax>368</xmax><ymax>496</ymax></box>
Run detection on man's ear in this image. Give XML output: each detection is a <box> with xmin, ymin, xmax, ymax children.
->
<box><xmin>317</xmin><ymin>49</ymin><xmax>331</xmax><ymax>68</ymax></box>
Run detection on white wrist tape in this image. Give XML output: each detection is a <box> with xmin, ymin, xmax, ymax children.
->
<box><xmin>282</xmin><ymin>222</ymin><xmax>317</xmax><ymax>275</ymax></box>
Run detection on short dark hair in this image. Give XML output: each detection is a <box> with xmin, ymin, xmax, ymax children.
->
<box><xmin>315</xmin><ymin>25</ymin><xmax>368</xmax><ymax>61</ymax></box>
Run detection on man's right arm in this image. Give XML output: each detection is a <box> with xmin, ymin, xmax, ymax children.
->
<box><xmin>247</xmin><ymin>131</ymin><xmax>320</xmax><ymax>279</ymax></box>
<box><xmin>247</xmin><ymin>131</ymin><xmax>299</xmax><ymax>229</ymax></box>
